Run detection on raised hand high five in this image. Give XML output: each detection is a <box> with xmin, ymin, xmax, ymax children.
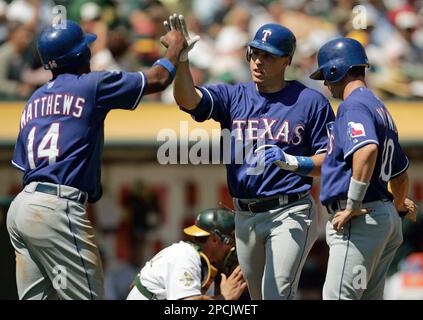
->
<box><xmin>163</xmin><ymin>13</ymin><xmax>200</xmax><ymax>61</ymax></box>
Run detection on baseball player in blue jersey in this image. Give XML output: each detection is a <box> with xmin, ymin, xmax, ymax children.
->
<box><xmin>310</xmin><ymin>38</ymin><xmax>417</xmax><ymax>299</ymax></box>
<box><xmin>6</xmin><ymin>20</ymin><xmax>187</xmax><ymax>300</ymax></box>
<box><xmin>165</xmin><ymin>15</ymin><xmax>335</xmax><ymax>299</ymax></box>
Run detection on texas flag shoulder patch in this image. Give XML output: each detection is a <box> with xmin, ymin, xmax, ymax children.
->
<box><xmin>348</xmin><ymin>122</ymin><xmax>366</xmax><ymax>139</ymax></box>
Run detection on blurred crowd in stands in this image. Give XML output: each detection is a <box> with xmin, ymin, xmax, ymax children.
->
<box><xmin>0</xmin><ymin>0</ymin><xmax>423</xmax><ymax>101</ymax></box>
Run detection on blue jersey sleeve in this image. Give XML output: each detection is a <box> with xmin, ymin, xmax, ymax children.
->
<box><xmin>340</xmin><ymin>106</ymin><xmax>379</xmax><ymax>160</ymax></box>
<box><xmin>180</xmin><ymin>84</ymin><xmax>231</xmax><ymax>124</ymax></box>
<box><xmin>309</xmin><ymin>102</ymin><xmax>335</xmax><ymax>154</ymax></box>
<box><xmin>96</xmin><ymin>71</ymin><xmax>146</xmax><ymax>110</ymax></box>
<box><xmin>390</xmin><ymin>140</ymin><xmax>409</xmax><ymax>179</ymax></box>
<box><xmin>11</xmin><ymin>131</ymin><xmax>26</xmax><ymax>172</ymax></box>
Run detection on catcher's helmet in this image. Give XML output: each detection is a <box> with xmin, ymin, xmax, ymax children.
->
<box><xmin>310</xmin><ymin>37</ymin><xmax>369</xmax><ymax>83</ymax></box>
<box><xmin>247</xmin><ymin>23</ymin><xmax>296</xmax><ymax>61</ymax></box>
<box><xmin>37</xmin><ymin>20</ymin><xmax>97</xmax><ymax>70</ymax></box>
<box><xmin>184</xmin><ymin>208</ymin><xmax>235</xmax><ymax>245</ymax></box>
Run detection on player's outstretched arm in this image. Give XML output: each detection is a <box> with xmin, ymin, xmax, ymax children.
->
<box><xmin>162</xmin><ymin>13</ymin><xmax>203</xmax><ymax>110</ymax></box>
<box><xmin>390</xmin><ymin>172</ymin><xmax>417</xmax><ymax>222</ymax></box>
<box><xmin>142</xmin><ymin>30</ymin><xmax>186</xmax><ymax>95</ymax></box>
<box><xmin>173</xmin><ymin>61</ymin><xmax>203</xmax><ymax>110</ymax></box>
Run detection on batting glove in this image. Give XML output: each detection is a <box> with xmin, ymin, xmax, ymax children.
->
<box><xmin>256</xmin><ymin>145</ymin><xmax>314</xmax><ymax>176</ymax></box>
<box><xmin>164</xmin><ymin>14</ymin><xmax>200</xmax><ymax>62</ymax></box>
<box><xmin>264</xmin><ymin>148</ymin><xmax>299</xmax><ymax>171</ymax></box>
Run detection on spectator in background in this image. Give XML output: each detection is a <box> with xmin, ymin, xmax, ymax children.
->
<box><xmin>181</xmin><ymin>14</ymin><xmax>215</xmax><ymax>71</ymax></box>
<box><xmin>96</xmin><ymin>245</ymin><xmax>138</xmax><ymax>300</ymax></box>
<box><xmin>365</xmin><ymin>6</ymin><xmax>422</xmax><ymax>99</ymax></box>
<box><xmin>107</xmin><ymin>26</ymin><xmax>140</xmax><ymax>72</ymax></box>
<box><xmin>0</xmin><ymin>21</ymin><xmax>34</xmax><ymax>99</ymax></box>
<box><xmin>278</xmin><ymin>0</ymin><xmax>333</xmax><ymax>41</ymax></box>
<box><xmin>81</xmin><ymin>2</ymin><xmax>120</xmax><ymax>71</ymax></box>
<box><xmin>292</xmin><ymin>29</ymin><xmax>336</xmax><ymax>93</ymax></box>
<box><xmin>104</xmin><ymin>261</ymin><xmax>138</xmax><ymax>300</ymax></box>
<box><xmin>93</xmin><ymin>187</ymin><xmax>124</xmax><ymax>263</ymax></box>
<box><xmin>6</xmin><ymin>0</ymin><xmax>38</xmax><ymax>29</ymax></box>
<box><xmin>2</xmin><ymin>0</ymin><xmax>53</xmax><ymax>92</ymax></box>
<box><xmin>384</xmin><ymin>252</ymin><xmax>423</xmax><ymax>300</ymax></box>
<box><xmin>5</xmin><ymin>0</ymin><xmax>54</xmax><ymax>30</ymax></box>
<box><xmin>129</xmin><ymin>1</ymin><xmax>169</xmax><ymax>66</ymax></box>
<box><xmin>360</xmin><ymin>1</ymin><xmax>394</xmax><ymax>47</ymax></box>
<box><xmin>0</xmin><ymin>0</ymin><xmax>422</xmax><ymax>100</ymax></box>
<box><xmin>211</xmin><ymin>5</ymin><xmax>250</xmax><ymax>83</ymax></box>
<box><xmin>191</xmin><ymin>0</ymin><xmax>224</xmax><ymax>29</ymax></box>
<box><xmin>122</xmin><ymin>180</ymin><xmax>160</xmax><ymax>267</ymax></box>
<box><xmin>394</xmin><ymin>10</ymin><xmax>423</xmax><ymax>96</ymax></box>
<box><xmin>0</xmin><ymin>0</ymin><xmax>8</xmax><ymax>44</ymax></box>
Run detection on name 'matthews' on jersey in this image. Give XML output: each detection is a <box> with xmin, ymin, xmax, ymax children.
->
<box><xmin>12</xmin><ymin>71</ymin><xmax>146</xmax><ymax>202</ymax></box>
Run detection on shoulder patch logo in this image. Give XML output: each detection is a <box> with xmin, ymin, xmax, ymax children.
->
<box><xmin>348</xmin><ymin>122</ymin><xmax>366</xmax><ymax>139</ymax></box>
<box><xmin>178</xmin><ymin>271</ymin><xmax>194</xmax><ymax>287</ymax></box>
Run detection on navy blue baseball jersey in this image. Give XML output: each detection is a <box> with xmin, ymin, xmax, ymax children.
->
<box><xmin>12</xmin><ymin>71</ymin><xmax>147</xmax><ymax>202</ymax></box>
<box><xmin>181</xmin><ymin>80</ymin><xmax>335</xmax><ymax>198</ymax></box>
<box><xmin>320</xmin><ymin>87</ymin><xmax>409</xmax><ymax>205</ymax></box>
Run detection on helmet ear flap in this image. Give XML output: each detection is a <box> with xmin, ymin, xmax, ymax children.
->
<box><xmin>246</xmin><ymin>46</ymin><xmax>252</xmax><ymax>62</ymax></box>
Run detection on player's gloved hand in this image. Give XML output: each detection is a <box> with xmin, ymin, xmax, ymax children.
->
<box><xmin>264</xmin><ymin>147</ymin><xmax>299</xmax><ymax>171</ymax></box>
<box><xmin>164</xmin><ymin>13</ymin><xmax>200</xmax><ymax>62</ymax></box>
<box><xmin>255</xmin><ymin>145</ymin><xmax>314</xmax><ymax>175</ymax></box>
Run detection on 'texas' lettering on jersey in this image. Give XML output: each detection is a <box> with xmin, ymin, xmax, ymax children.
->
<box><xmin>20</xmin><ymin>94</ymin><xmax>86</xmax><ymax>129</ymax></box>
<box><xmin>232</xmin><ymin>118</ymin><xmax>304</xmax><ymax>144</ymax></box>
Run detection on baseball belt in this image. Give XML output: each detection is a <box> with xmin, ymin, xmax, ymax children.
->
<box><xmin>235</xmin><ymin>192</ymin><xmax>308</xmax><ymax>213</ymax></box>
<box><xmin>33</xmin><ymin>182</ymin><xmax>87</xmax><ymax>205</ymax></box>
<box><xmin>325</xmin><ymin>199</ymin><xmax>348</xmax><ymax>215</ymax></box>
<box><xmin>325</xmin><ymin>199</ymin><xmax>391</xmax><ymax>215</ymax></box>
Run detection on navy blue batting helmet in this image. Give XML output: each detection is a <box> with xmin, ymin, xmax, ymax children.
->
<box><xmin>310</xmin><ymin>37</ymin><xmax>369</xmax><ymax>83</ymax></box>
<box><xmin>247</xmin><ymin>23</ymin><xmax>296</xmax><ymax>60</ymax></box>
<box><xmin>37</xmin><ymin>20</ymin><xmax>97</xmax><ymax>70</ymax></box>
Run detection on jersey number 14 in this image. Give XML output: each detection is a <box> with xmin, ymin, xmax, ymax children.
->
<box><xmin>27</xmin><ymin>123</ymin><xmax>60</xmax><ymax>169</ymax></box>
